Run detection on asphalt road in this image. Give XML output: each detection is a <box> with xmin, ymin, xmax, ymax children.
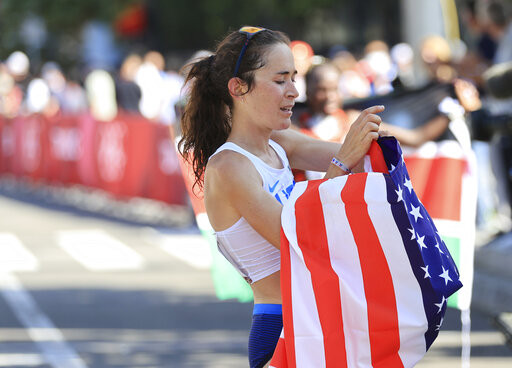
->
<box><xmin>0</xmin><ymin>184</ymin><xmax>511</xmax><ymax>367</ymax></box>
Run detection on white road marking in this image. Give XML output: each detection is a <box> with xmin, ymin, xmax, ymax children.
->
<box><xmin>0</xmin><ymin>353</ymin><xmax>44</xmax><ymax>366</ymax></box>
<box><xmin>143</xmin><ymin>230</ymin><xmax>212</xmax><ymax>269</ymax></box>
<box><xmin>0</xmin><ymin>272</ymin><xmax>87</xmax><ymax>368</ymax></box>
<box><xmin>0</xmin><ymin>233</ymin><xmax>38</xmax><ymax>272</ymax></box>
<box><xmin>56</xmin><ymin>229</ymin><xmax>144</xmax><ymax>271</ymax></box>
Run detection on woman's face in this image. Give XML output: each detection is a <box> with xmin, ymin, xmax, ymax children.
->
<box><xmin>242</xmin><ymin>43</ymin><xmax>299</xmax><ymax>131</ymax></box>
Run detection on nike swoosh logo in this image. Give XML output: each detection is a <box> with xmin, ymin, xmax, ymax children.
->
<box><xmin>268</xmin><ymin>180</ymin><xmax>279</xmax><ymax>193</ymax></box>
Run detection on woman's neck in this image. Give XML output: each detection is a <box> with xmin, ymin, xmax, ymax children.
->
<box><xmin>228</xmin><ymin>115</ymin><xmax>273</xmax><ymax>156</ymax></box>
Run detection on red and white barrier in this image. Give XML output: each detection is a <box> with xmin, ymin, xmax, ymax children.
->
<box><xmin>0</xmin><ymin>113</ymin><xmax>187</xmax><ymax>206</ymax></box>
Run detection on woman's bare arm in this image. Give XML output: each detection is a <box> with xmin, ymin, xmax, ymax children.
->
<box><xmin>272</xmin><ymin>105</ymin><xmax>385</xmax><ymax>175</ymax></box>
<box><xmin>205</xmin><ymin>151</ymin><xmax>284</xmax><ymax>249</ymax></box>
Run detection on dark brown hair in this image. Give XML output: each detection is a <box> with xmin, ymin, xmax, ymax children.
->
<box><xmin>178</xmin><ymin>27</ymin><xmax>290</xmax><ymax>192</ymax></box>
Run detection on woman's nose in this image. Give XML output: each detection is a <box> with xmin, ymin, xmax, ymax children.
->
<box><xmin>287</xmin><ymin>82</ymin><xmax>299</xmax><ymax>99</ymax></box>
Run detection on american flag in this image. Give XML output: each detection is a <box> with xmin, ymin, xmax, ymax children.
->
<box><xmin>270</xmin><ymin>137</ymin><xmax>462</xmax><ymax>368</ymax></box>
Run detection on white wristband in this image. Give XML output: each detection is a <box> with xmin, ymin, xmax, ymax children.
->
<box><xmin>331</xmin><ymin>157</ymin><xmax>352</xmax><ymax>173</ymax></box>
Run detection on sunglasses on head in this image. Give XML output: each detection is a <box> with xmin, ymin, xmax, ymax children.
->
<box><xmin>233</xmin><ymin>26</ymin><xmax>267</xmax><ymax>77</ymax></box>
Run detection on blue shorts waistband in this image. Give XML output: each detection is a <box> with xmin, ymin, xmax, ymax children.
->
<box><xmin>253</xmin><ymin>303</ymin><xmax>282</xmax><ymax>315</ymax></box>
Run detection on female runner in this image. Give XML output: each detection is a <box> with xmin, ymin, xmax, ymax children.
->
<box><xmin>179</xmin><ymin>26</ymin><xmax>384</xmax><ymax>368</ymax></box>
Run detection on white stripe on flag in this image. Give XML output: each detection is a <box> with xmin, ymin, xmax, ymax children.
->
<box><xmin>282</xmin><ymin>182</ymin><xmax>326</xmax><ymax>368</ymax></box>
<box><xmin>318</xmin><ymin>178</ymin><xmax>372</xmax><ymax>368</ymax></box>
<box><xmin>364</xmin><ymin>174</ymin><xmax>428</xmax><ymax>367</ymax></box>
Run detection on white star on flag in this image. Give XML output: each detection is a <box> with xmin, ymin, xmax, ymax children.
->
<box><xmin>408</xmin><ymin>228</ymin><xmax>416</xmax><ymax>240</ymax></box>
<box><xmin>390</xmin><ymin>163</ymin><xmax>395</xmax><ymax>172</ymax></box>
<box><xmin>436</xmin><ymin>318</ymin><xmax>444</xmax><ymax>331</ymax></box>
<box><xmin>404</xmin><ymin>177</ymin><xmax>413</xmax><ymax>193</ymax></box>
<box><xmin>417</xmin><ymin>234</ymin><xmax>427</xmax><ymax>249</ymax></box>
<box><xmin>439</xmin><ymin>266</ymin><xmax>453</xmax><ymax>285</ymax></box>
<box><xmin>421</xmin><ymin>265</ymin><xmax>431</xmax><ymax>278</ymax></box>
<box><xmin>435</xmin><ymin>296</ymin><xmax>446</xmax><ymax>313</ymax></box>
<box><xmin>395</xmin><ymin>186</ymin><xmax>403</xmax><ymax>202</ymax></box>
<box><xmin>409</xmin><ymin>204</ymin><xmax>423</xmax><ymax>222</ymax></box>
<box><xmin>434</xmin><ymin>240</ymin><xmax>444</xmax><ymax>254</ymax></box>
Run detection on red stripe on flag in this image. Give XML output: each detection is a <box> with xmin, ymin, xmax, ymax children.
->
<box><xmin>341</xmin><ymin>174</ymin><xmax>404</xmax><ymax>368</ymax></box>
<box><xmin>295</xmin><ymin>180</ymin><xmax>348</xmax><ymax>367</ymax></box>
<box><xmin>279</xmin><ymin>228</ymin><xmax>296</xmax><ymax>367</ymax></box>
<box><xmin>404</xmin><ymin>157</ymin><xmax>464</xmax><ymax>221</ymax></box>
<box><xmin>369</xmin><ymin>141</ymin><xmax>389</xmax><ymax>174</ymax></box>
<box><xmin>270</xmin><ymin>337</ymin><xmax>288</xmax><ymax>367</ymax></box>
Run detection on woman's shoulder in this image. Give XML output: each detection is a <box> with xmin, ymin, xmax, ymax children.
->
<box><xmin>206</xmin><ymin>149</ymin><xmax>262</xmax><ymax>190</ymax></box>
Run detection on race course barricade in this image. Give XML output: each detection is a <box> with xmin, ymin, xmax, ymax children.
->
<box><xmin>0</xmin><ymin>113</ymin><xmax>187</xmax><ymax>206</ymax></box>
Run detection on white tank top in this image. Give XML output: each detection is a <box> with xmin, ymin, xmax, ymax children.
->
<box><xmin>210</xmin><ymin>139</ymin><xmax>295</xmax><ymax>284</ymax></box>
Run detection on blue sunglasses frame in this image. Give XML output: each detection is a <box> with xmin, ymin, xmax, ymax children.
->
<box><xmin>233</xmin><ymin>26</ymin><xmax>267</xmax><ymax>77</ymax></box>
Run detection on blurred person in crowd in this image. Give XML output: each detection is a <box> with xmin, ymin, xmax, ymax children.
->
<box><xmin>179</xmin><ymin>26</ymin><xmax>384</xmax><ymax>368</ymax></box>
<box><xmin>330</xmin><ymin>49</ymin><xmax>372</xmax><ymax>99</ymax></box>
<box><xmin>159</xmin><ymin>56</ymin><xmax>185</xmax><ymax>125</ymax></box>
<box><xmin>292</xmin><ymin>61</ymin><xmax>455</xmax><ymax>180</ymax></box>
<box><xmin>85</xmin><ymin>69</ymin><xmax>117</xmax><ymax>121</ymax></box>
<box><xmin>289</xmin><ymin>40</ymin><xmax>314</xmax><ymax>103</ymax></box>
<box><xmin>420</xmin><ymin>33</ymin><xmax>512</xmax><ymax>232</ymax></box>
<box><xmin>81</xmin><ymin>20</ymin><xmax>120</xmax><ymax>72</ymax></box>
<box><xmin>114</xmin><ymin>53</ymin><xmax>142</xmax><ymax>113</ymax></box>
<box><xmin>420</xmin><ymin>35</ymin><xmax>482</xmax><ymax>112</ymax></box>
<box><xmin>362</xmin><ymin>40</ymin><xmax>396</xmax><ymax>95</ymax></box>
<box><xmin>2</xmin><ymin>51</ymin><xmax>31</xmax><ymax>117</ymax></box>
<box><xmin>479</xmin><ymin>0</ymin><xmax>512</xmax><ymax>115</ymax></box>
<box><xmin>25</xmin><ymin>77</ymin><xmax>51</xmax><ymax>114</ymax></box>
<box><xmin>41</xmin><ymin>62</ymin><xmax>88</xmax><ymax>116</ymax></box>
<box><xmin>457</xmin><ymin>0</ymin><xmax>497</xmax><ymax>83</ymax></box>
<box><xmin>60</xmin><ymin>79</ymin><xmax>89</xmax><ymax>115</ymax></box>
<box><xmin>135</xmin><ymin>50</ymin><xmax>167</xmax><ymax>121</ymax></box>
<box><xmin>0</xmin><ymin>62</ymin><xmax>23</xmax><ymax>118</ymax></box>
<box><xmin>294</xmin><ymin>63</ymin><xmax>353</xmax><ymax>144</ymax></box>
<box><xmin>482</xmin><ymin>0</ymin><xmax>512</xmax><ymax>65</ymax></box>
<box><xmin>390</xmin><ymin>42</ymin><xmax>417</xmax><ymax>90</ymax></box>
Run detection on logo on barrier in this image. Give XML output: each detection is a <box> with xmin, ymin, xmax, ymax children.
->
<box><xmin>97</xmin><ymin>122</ymin><xmax>127</xmax><ymax>182</ymax></box>
<box><xmin>158</xmin><ymin>139</ymin><xmax>180</xmax><ymax>175</ymax></box>
<box><xmin>50</xmin><ymin>127</ymin><xmax>81</xmax><ymax>161</ymax></box>
<box><xmin>22</xmin><ymin>118</ymin><xmax>41</xmax><ymax>172</ymax></box>
<box><xmin>1</xmin><ymin>125</ymin><xmax>14</xmax><ymax>157</ymax></box>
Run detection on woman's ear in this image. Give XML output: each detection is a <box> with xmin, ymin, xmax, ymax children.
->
<box><xmin>228</xmin><ymin>77</ymin><xmax>249</xmax><ymax>100</ymax></box>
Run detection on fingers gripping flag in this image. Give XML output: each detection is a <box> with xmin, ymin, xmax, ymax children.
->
<box><xmin>270</xmin><ymin>137</ymin><xmax>462</xmax><ymax>368</ymax></box>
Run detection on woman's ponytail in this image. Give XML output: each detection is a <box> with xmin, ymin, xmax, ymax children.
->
<box><xmin>179</xmin><ymin>54</ymin><xmax>231</xmax><ymax>192</ymax></box>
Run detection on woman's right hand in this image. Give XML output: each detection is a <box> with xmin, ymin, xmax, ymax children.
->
<box><xmin>335</xmin><ymin>105</ymin><xmax>385</xmax><ymax>170</ymax></box>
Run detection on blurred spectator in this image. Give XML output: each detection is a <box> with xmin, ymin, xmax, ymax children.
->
<box><xmin>479</xmin><ymin>0</ymin><xmax>512</xmax><ymax>116</ymax></box>
<box><xmin>331</xmin><ymin>49</ymin><xmax>372</xmax><ymax>99</ymax></box>
<box><xmin>290</xmin><ymin>40</ymin><xmax>314</xmax><ymax>103</ymax></box>
<box><xmin>6</xmin><ymin>51</ymin><xmax>31</xmax><ymax>85</ymax></box>
<box><xmin>362</xmin><ymin>40</ymin><xmax>396</xmax><ymax>95</ymax></box>
<box><xmin>60</xmin><ymin>80</ymin><xmax>88</xmax><ymax>115</ymax></box>
<box><xmin>0</xmin><ymin>62</ymin><xmax>22</xmax><ymax>118</ymax></box>
<box><xmin>3</xmin><ymin>51</ymin><xmax>31</xmax><ymax>117</ymax></box>
<box><xmin>85</xmin><ymin>69</ymin><xmax>117</xmax><ymax>121</ymax></box>
<box><xmin>292</xmin><ymin>60</ymin><xmax>455</xmax><ymax>180</ymax></box>
<box><xmin>390</xmin><ymin>43</ymin><xmax>416</xmax><ymax>89</ymax></box>
<box><xmin>460</xmin><ymin>0</ymin><xmax>497</xmax><ymax>63</ymax></box>
<box><xmin>135</xmin><ymin>50</ymin><xmax>166</xmax><ymax>120</ymax></box>
<box><xmin>294</xmin><ymin>63</ymin><xmax>352</xmax><ymax>143</ymax></box>
<box><xmin>81</xmin><ymin>20</ymin><xmax>120</xmax><ymax>71</ymax></box>
<box><xmin>41</xmin><ymin>62</ymin><xmax>88</xmax><ymax>115</ymax></box>
<box><xmin>26</xmin><ymin>78</ymin><xmax>51</xmax><ymax>114</ymax></box>
<box><xmin>482</xmin><ymin>0</ymin><xmax>512</xmax><ymax>64</ymax></box>
<box><xmin>115</xmin><ymin>53</ymin><xmax>142</xmax><ymax>113</ymax></box>
<box><xmin>159</xmin><ymin>65</ymin><xmax>184</xmax><ymax>125</ymax></box>
<box><xmin>292</xmin><ymin>63</ymin><xmax>355</xmax><ymax>180</ymax></box>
